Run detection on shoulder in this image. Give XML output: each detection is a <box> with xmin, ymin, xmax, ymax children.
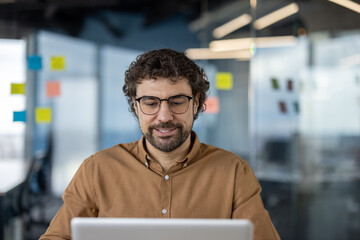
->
<box><xmin>197</xmin><ymin>142</ymin><xmax>248</xmax><ymax>168</ymax></box>
<box><xmin>87</xmin><ymin>140</ymin><xmax>140</xmax><ymax>166</ymax></box>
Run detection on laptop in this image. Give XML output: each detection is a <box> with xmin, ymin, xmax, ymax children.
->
<box><xmin>71</xmin><ymin>218</ymin><xmax>253</xmax><ymax>240</ymax></box>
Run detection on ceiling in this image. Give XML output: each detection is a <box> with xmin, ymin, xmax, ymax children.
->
<box><xmin>1</xmin><ymin>0</ymin><xmax>360</xmax><ymax>39</ymax></box>
<box><xmin>0</xmin><ymin>0</ymin><xmax>236</xmax><ymax>38</ymax></box>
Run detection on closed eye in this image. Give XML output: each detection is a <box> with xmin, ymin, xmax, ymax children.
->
<box><xmin>170</xmin><ymin>101</ymin><xmax>185</xmax><ymax>106</ymax></box>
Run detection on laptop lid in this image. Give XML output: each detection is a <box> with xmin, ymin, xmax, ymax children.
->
<box><xmin>71</xmin><ymin>218</ymin><xmax>253</xmax><ymax>240</ymax></box>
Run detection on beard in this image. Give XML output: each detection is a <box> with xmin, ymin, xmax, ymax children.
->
<box><xmin>143</xmin><ymin>122</ymin><xmax>192</xmax><ymax>152</ymax></box>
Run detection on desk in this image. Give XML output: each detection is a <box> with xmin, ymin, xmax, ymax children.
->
<box><xmin>0</xmin><ymin>160</ymin><xmax>26</xmax><ymax>240</ymax></box>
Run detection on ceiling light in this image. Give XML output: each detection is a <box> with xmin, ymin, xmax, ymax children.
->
<box><xmin>209</xmin><ymin>36</ymin><xmax>297</xmax><ymax>52</ymax></box>
<box><xmin>250</xmin><ymin>0</ymin><xmax>257</xmax><ymax>8</ymax></box>
<box><xmin>185</xmin><ymin>48</ymin><xmax>251</xmax><ymax>60</ymax></box>
<box><xmin>255</xmin><ymin>36</ymin><xmax>297</xmax><ymax>48</ymax></box>
<box><xmin>329</xmin><ymin>0</ymin><xmax>360</xmax><ymax>14</ymax></box>
<box><xmin>212</xmin><ymin>14</ymin><xmax>252</xmax><ymax>39</ymax></box>
<box><xmin>253</xmin><ymin>3</ymin><xmax>299</xmax><ymax>30</ymax></box>
<box><xmin>210</xmin><ymin>38</ymin><xmax>253</xmax><ymax>51</ymax></box>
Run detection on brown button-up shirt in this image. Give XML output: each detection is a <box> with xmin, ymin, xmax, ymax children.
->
<box><xmin>40</xmin><ymin>132</ymin><xmax>280</xmax><ymax>240</ymax></box>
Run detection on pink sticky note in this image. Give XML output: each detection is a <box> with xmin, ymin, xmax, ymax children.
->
<box><xmin>279</xmin><ymin>101</ymin><xmax>287</xmax><ymax>114</ymax></box>
<box><xmin>204</xmin><ymin>97</ymin><xmax>220</xmax><ymax>114</ymax></box>
<box><xmin>287</xmin><ymin>79</ymin><xmax>293</xmax><ymax>91</ymax></box>
<box><xmin>46</xmin><ymin>81</ymin><xmax>60</xmax><ymax>97</ymax></box>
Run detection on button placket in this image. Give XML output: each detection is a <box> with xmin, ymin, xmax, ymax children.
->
<box><xmin>160</xmin><ymin>173</ymin><xmax>171</xmax><ymax>218</ymax></box>
<box><xmin>145</xmin><ymin>155</ymin><xmax>150</xmax><ymax>168</ymax></box>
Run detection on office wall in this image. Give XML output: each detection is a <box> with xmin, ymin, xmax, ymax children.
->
<box><xmin>99</xmin><ymin>45</ymin><xmax>142</xmax><ymax>149</ymax></box>
<box><xmin>34</xmin><ymin>31</ymin><xmax>98</xmax><ymax>196</ymax></box>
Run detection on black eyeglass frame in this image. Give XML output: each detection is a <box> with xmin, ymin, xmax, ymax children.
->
<box><xmin>135</xmin><ymin>94</ymin><xmax>194</xmax><ymax>115</ymax></box>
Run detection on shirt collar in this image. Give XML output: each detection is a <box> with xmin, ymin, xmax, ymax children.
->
<box><xmin>136</xmin><ymin>131</ymin><xmax>201</xmax><ymax>166</ymax></box>
<box><xmin>137</xmin><ymin>135</ymin><xmax>149</xmax><ymax>165</ymax></box>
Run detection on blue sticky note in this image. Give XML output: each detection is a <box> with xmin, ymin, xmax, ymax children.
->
<box><xmin>13</xmin><ymin>111</ymin><xmax>26</xmax><ymax>122</ymax></box>
<box><xmin>27</xmin><ymin>55</ymin><xmax>42</xmax><ymax>70</ymax></box>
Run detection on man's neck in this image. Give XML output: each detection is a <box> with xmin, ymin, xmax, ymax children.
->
<box><xmin>145</xmin><ymin>135</ymin><xmax>191</xmax><ymax>172</ymax></box>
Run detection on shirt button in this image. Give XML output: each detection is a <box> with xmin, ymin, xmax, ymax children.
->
<box><xmin>162</xmin><ymin>209</ymin><xmax>167</xmax><ymax>214</ymax></box>
<box><xmin>164</xmin><ymin>175</ymin><xmax>169</xmax><ymax>180</ymax></box>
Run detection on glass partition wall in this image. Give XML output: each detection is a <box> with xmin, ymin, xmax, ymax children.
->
<box><xmin>251</xmin><ymin>1</ymin><xmax>360</xmax><ymax>240</ymax></box>
<box><xmin>190</xmin><ymin>0</ymin><xmax>360</xmax><ymax>239</ymax></box>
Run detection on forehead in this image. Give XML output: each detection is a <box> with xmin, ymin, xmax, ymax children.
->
<box><xmin>136</xmin><ymin>77</ymin><xmax>192</xmax><ymax>97</ymax></box>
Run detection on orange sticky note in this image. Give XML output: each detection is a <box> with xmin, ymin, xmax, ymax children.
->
<box><xmin>216</xmin><ymin>72</ymin><xmax>233</xmax><ymax>90</ymax></box>
<box><xmin>51</xmin><ymin>56</ymin><xmax>65</xmax><ymax>71</ymax></box>
<box><xmin>204</xmin><ymin>96</ymin><xmax>220</xmax><ymax>114</ymax></box>
<box><xmin>46</xmin><ymin>81</ymin><xmax>61</xmax><ymax>97</ymax></box>
<box><xmin>36</xmin><ymin>107</ymin><xmax>52</xmax><ymax>123</ymax></box>
<box><xmin>11</xmin><ymin>83</ymin><xmax>25</xmax><ymax>95</ymax></box>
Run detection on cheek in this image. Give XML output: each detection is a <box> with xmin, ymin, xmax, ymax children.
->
<box><xmin>138</xmin><ymin>114</ymin><xmax>154</xmax><ymax>128</ymax></box>
<box><xmin>182</xmin><ymin>112</ymin><xmax>195</xmax><ymax>126</ymax></box>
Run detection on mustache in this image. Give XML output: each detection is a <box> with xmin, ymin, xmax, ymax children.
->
<box><xmin>149</xmin><ymin>122</ymin><xmax>182</xmax><ymax>130</ymax></box>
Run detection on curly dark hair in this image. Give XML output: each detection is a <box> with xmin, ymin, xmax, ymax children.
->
<box><xmin>123</xmin><ymin>49</ymin><xmax>209</xmax><ymax>120</ymax></box>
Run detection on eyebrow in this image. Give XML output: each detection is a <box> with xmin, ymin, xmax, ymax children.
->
<box><xmin>136</xmin><ymin>93</ymin><xmax>191</xmax><ymax>98</ymax></box>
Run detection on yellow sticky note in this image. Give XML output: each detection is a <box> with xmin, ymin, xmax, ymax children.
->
<box><xmin>216</xmin><ymin>72</ymin><xmax>233</xmax><ymax>90</ymax></box>
<box><xmin>11</xmin><ymin>83</ymin><xmax>25</xmax><ymax>95</ymax></box>
<box><xmin>36</xmin><ymin>107</ymin><xmax>52</xmax><ymax>124</ymax></box>
<box><xmin>51</xmin><ymin>56</ymin><xmax>65</xmax><ymax>71</ymax></box>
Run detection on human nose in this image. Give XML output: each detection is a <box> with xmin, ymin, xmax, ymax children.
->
<box><xmin>156</xmin><ymin>101</ymin><xmax>174</xmax><ymax>122</ymax></box>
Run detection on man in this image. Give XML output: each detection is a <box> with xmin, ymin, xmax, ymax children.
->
<box><xmin>40</xmin><ymin>49</ymin><xmax>280</xmax><ymax>240</ymax></box>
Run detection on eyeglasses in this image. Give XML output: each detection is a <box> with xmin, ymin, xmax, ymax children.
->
<box><xmin>135</xmin><ymin>95</ymin><xmax>193</xmax><ymax>115</ymax></box>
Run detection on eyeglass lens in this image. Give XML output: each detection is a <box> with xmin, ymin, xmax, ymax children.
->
<box><xmin>139</xmin><ymin>95</ymin><xmax>191</xmax><ymax>115</ymax></box>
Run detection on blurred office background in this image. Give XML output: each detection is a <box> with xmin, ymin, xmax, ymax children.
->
<box><xmin>0</xmin><ymin>0</ymin><xmax>360</xmax><ymax>239</ymax></box>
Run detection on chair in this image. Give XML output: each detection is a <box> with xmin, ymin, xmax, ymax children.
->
<box><xmin>19</xmin><ymin>134</ymin><xmax>62</xmax><ymax>240</ymax></box>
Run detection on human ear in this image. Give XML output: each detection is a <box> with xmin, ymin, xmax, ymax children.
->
<box><xmin>193</xmin><ymin>93</ymin><xmax>200</xmax><ymax>115</ymax></box>
<box><xmin>132</xmin><ymin>97</ymin><xmax>139</xmax><ymax>117</ymax></box>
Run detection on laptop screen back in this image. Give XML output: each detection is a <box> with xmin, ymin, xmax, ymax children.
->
<box><xmin>71</xmin><ymin>218</ymin><xmax>253</xmax><ymax>240</ymax></box>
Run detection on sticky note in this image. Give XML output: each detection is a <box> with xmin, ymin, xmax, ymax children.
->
<box><xmin>271</xmin><ymin>78</ymin><xmax>279</xmax><ymax>90</ymax></box>
<box><xmin>279</xmin><ymin>101</ymin><xmax>287</xmax><ymax>114</ymax></box>
<box><xmin>46</xmin><ymin>81</ymin><xmax>61</xmax><ymax>97</ymax></box>
<box><xmin>11</xmin><ymin>83</ymin><xmax>25</xmax><ymax>95</ymax></box>
<box><xmin>287</xmin><ymin>79</ymin><xmax>293</xmax><ymax>91</ymax></box>
<box><xmin>27</xmin><ymin>55</ymin><xmax>42</xmax><ymax>70</ymax></box>
<box><xmin>36</xmin><ymin>107</ymin><xmax>52</xmax><ymax>123</ymax></box>
<box><xmin>216</xmin><ymin>72</ymin><xmax>233</xmax><ymax>90</ymax></box>
<box><xmin>204</xmin><ymin>97</ymin><xmax>220</xmax><ymax>114</ymax></box>
<box><xmin>51</xmin><ymin>56</ymin><xmax>65</xmax><ymax>71</ymax></box>
<box><xmin>13</xmin><ymin>111</ymin><xmax>26</xmax><ymax>122</ymax></box>
<box><xmin>293</xmin><ymin>101</ymin><xmax>299</xmax><ymax>113</ymax></box>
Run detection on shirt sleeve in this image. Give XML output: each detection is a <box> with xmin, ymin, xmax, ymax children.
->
<box><xmin>39</xmin><ymin>157</ymin><xmax>99</xmax><ymax>240</ymax></box>
<box><xmin>231</xmin><ymin>161</ymin><xmax>281</xmax><ymax>240</ymax></box>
